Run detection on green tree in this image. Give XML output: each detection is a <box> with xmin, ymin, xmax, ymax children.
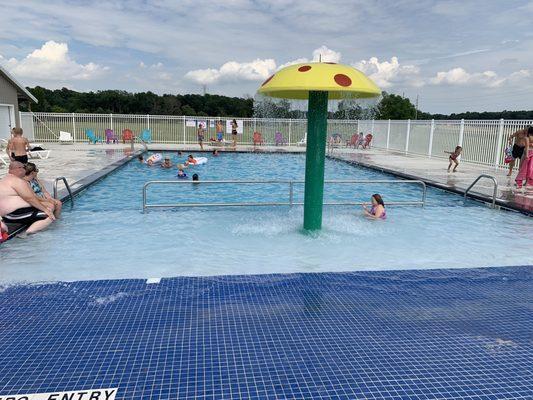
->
<box><xmin>376</xmin><ymin>92</ymin><xmax>417</xmax><ymax>120</ymax></box>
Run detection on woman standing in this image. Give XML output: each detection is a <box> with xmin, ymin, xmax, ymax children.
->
<box><xmin>231</xmin><ymin>119</ymin><xmax>238</xmax><ymax>148</ymax></box>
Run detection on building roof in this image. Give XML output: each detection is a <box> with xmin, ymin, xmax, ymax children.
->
<box><xmin>0</xmin><ymin>64</ymin><xmax>38</xmax><ymax>103</ymax></box>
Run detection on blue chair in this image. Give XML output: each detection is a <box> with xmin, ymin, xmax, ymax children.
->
<box><xmin>86</xmin><ymin>129</ymin><xmax>102</xmax><ymax>144</ymax></box>
<box><xmin>137</xmin><ymin>129</ymin><xmax>152</xmax><ymax>143</ymax></box>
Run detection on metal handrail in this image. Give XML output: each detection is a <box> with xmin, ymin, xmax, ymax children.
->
<box><xmin>143</xmin><ymin>179</ymin><xmax>427</xmax><ymax>212</ymax></box>
<box><xmin>464</xmin><ymin>174</ymin><xmax>498</xmax><ymax>208</ymax></box>
<box><xmin>53</xmin><ymin>176</ymin><xmax>74</xmax><ymax>206</ymax></box>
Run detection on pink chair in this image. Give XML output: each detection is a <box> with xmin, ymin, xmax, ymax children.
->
<box><xmin>275</xmin><ymin>132</ymin><xmax>287</xmax><ymax>146</ymax></box>
<box><xmin>105</xmin><ymin>129</ymin><xmax>118</xmax><ymax>144</ymax></box>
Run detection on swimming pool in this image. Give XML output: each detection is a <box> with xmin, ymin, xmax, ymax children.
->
<box><xmin>1</xmin><ymin>152</ymin><xmax>532</xmax><ymax>283</ymax></box>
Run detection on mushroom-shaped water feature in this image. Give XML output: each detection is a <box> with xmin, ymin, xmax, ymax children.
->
<box><xmin>257</xmin><ymin>62</ymin><xmax>381</xmax><ymax>231</ymax></box>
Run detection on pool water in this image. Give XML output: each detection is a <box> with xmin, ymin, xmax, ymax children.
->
<box><xmin>1</xmin><ymin>152</ymin><xmax>532</xmax><ymax>283</ymax></box>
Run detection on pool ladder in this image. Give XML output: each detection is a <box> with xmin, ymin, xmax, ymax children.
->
<box><xmin>464</xmin><ymin>174</ymin><xmax>498</xmax><ymax>208</ymax></box>
<box><xmin>53</xmin><ymin>177</ymin><xmax>74</xmax><ymax>206</ymax></box>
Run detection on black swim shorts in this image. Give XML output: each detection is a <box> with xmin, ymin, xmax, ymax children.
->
<box><xmin>2</xmin><ymin>207</ymin><xmax>47</xmax><ymax>225</ymax></box>
<box><xmin>512</xmin><ymin>144</ymin><xmax>525</xmax><ymax>159</ymax></box>
<box><xmin>12</xmin><ymin>154</ymin><xmax>28</xmax><ymax>164</ymax></box>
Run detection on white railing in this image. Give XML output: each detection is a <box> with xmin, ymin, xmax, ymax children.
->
<box><xmin>20</xmin><ymin>112</ymin><xmax>533</xmax><ymax>169</ymax></box>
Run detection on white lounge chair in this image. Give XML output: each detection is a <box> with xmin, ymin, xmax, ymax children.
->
<box><xmin>28</xmin><ymin>149</ymin><xmax>51</xmax><ymax>159</ymax></box>
<box><xmin>0</xmin><ymin>153</ymin><xmax>9</xmax><ymax>167</ymax></box>
<box><xmin>59</xmin><ymin>131</ymin><xmax>74</xmax><ymax>144</ymax></box>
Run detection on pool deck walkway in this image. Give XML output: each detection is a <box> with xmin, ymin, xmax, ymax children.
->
<box><xmin>1</xmin><ymin>142</ymin><xmax>531</xmax><ymax>214</ymax></box>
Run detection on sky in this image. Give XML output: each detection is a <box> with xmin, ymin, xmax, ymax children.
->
<box><xmin>0</xmin><ymin>0</ymin><xmax>532</xmax><ymax>114</ymax></box>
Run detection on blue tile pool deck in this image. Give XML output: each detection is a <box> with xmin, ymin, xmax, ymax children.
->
<box><xmin>1</xmin><ymin>266</ymin><xmax>532</xmax><ymax>399</ymax></box>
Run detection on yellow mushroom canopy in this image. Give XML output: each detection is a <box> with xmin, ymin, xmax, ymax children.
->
<box><xmin>257</xmin><ymin>62</ymin><xmax>381</xmax><ymax>100</ymax></box>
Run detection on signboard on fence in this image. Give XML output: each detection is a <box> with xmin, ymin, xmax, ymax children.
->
<box><xmin>185</xmin><ymin>120</ymin><xmax>196</xmax><ymax>127</ymax></box>
<box><xmin>197</xmin><ymin>120</ymin><xmax>207</xmax><ymax>129</ymax></box>
<box><xmin>226</xmin><ymin>120</ymin><xmax>243</xmax><ymax>134</ymax></box>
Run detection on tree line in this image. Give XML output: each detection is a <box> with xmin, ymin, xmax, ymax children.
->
<box><xmin>22</xmin><ymin>86</ymin><xmax>533</xmax><ymax>121</ymax></box>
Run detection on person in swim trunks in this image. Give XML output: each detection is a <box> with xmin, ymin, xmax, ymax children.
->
<box><xmin>6</xmin><ymin>127</ymin><xmax>29</xmax><ymax>164</ymax></box>
<box><xmin>0</xmin><ymin>161</ymin><xmax>55</xmax><ymax>235</ymax></box>
<box><xmin>507</xmin><ymin>126</ymin><xmax>531</xmax><ymax>176</ymax></box>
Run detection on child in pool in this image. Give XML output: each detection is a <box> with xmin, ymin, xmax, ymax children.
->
<box><xmin>212</xmin><ymin>149</ymin><xmax>219</xmax><ymax>156</ymax></box>
<box><xmin>445</xmin><ymin>146</ymin><xmax>462</xmax><ymax>172</ymax></box>
<box><xmin>177</xmin><ymin>164</ymin><xmax>187</xmax><ymax>178</ymax></box>
<box><xmin>362</xmin><ymin>194</ymin><xmax>386</xmax><ymax>220</ymax></box>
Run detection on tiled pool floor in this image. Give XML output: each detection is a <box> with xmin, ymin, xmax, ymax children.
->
<box><xmin>1</xmin><ymin>267</ymin><xmax>531</xmax><ymax>399</ymax></box>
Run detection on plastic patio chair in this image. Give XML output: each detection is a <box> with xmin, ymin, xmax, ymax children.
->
<box><xmin>85</xmin><ymin>129</ymin><xmax>103</xmax><ymax>144</ymax></box>
<box><xmin>105</xmin><ymin>129</ymin><xmax>118</xmax><ymax>144</ymax></box>
<box><xmin>362</xmin><ymin>134</ymin><xmax>373</xmax><ymax>149</ymax></box>
<box><xmin>122</xmin><ymin>129</ymin><xmax>133</xmax><ymax>144</ymax></box>
<box><xmin>137</xmin><ymin>129</ymin><xmax>152</xmax><ymax>143</ymax></box>
<box><xmin>59</xmin><ymin>131</ymin><xmax>74</xmax><ymax>144</ymax></box>
<box><xmin>253</xmin><ymin>132</ymin><xmax>263</xmax><ymax>146</ymax></box>
<box><xmin>274</xmin><ymin>132</ymin><xmax>287</xmax><ymax>146</ymax></box>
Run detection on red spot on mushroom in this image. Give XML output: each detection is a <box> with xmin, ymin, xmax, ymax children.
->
<box><xmin>261</xmin><ymin>74</ymin><xmax>275</xmax><ymax>86</ymax></box>
<box><xmin>298</xmin><ymin>65</ymin><xmax>312</xmax><ymax>72</ymax></box>
<box><xmin>334</xmin><ymin>74</ymin><xmax>352</xmax><ymax>87</ymax></box>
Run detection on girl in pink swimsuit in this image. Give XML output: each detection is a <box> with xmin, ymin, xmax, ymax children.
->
<box><xmin>362</xmin><ymin>194</ymin><xmax>386</xmax><ymax>220</ymax></box>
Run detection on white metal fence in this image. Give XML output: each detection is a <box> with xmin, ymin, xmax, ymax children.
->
<box><xmin>20</xmin><ymin>112</ymin><xmax>532</xmax><ymax>169</ymax></box>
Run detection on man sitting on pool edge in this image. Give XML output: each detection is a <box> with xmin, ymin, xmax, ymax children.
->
<box><xmin>0</xmin><ymin>161</ymin><xmax>56</xmax><ymax>235</ymax></box>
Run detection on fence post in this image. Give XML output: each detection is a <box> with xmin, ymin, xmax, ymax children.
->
<box><xmin>356</xmin><ymin>119</ymin><xmax>360</xmax><ymax>135</ymax></box>
<box><xmin>494</xmin><ymin>118</ymin><xmax>505</xmax><ymax>168</ymax></box>
<box><xmin>386</xmin><ymin>119</ymin><xmax>391</xmax><ymax>150</ymax></box>
<box><xmin>458</xmin><ymin>119</ymin><xmax>464</xmax><ymax>146</ymax></box>
<box><xmin>405</xmin><ymin>119</ymin><xmax>411</xmax><ymax>153</ymax></box>
<box><xmin>428</xmin><ymin>119</ymin><xmax>435</xmax><ymax>157</ymax></box>
<box><xmin>110</xmin><ymin>113</ymin><xmax>113</xmax><ymax>131</ymax></box>
<box><xmin>288</xmin><ymin>118</ymin><xmax>292</xmax><ymax>145</ymax></box>
<box><xmin>147</xmin><ymin>114</ymin><xmax>150</xmax><ymax>130</ymax></box>
<box><xmin>72</xmin><ymin>113</ymin><xmax>76</xmax><ymax>142</ymax></box>
<box><xmin>182</xmin><ymin>117</ymin><xmax>186</xmax><ymax>144</ymax></box>
<box><xmin>371</xmin><ymin>119</ymin><xmax>375</xmax><ymax>133</ymax></box>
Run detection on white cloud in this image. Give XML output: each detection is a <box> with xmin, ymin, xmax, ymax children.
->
<box><xmin>353</xmin><ymin>57</ymin><xmax>421</xmax><ymax>88</ymax></box>
<box><xmin>278</xmin><ymin>45</ymin><xmax>342</xmax><ymax>70</ymax></box>
<box><xmin>1</xmin><ymin>41</ymin><xmax>107</xmax><ymax>81</ymax></box>
<box><xmin>429</xmin><ymin>67</ymin><xmax>531</xmax><ymax>87</ymax></box>
<box><xmin>185</xmin><ymin>59</ymin><xmax>276</xmax><ymax>85</ymax></box>
<box><xmin>312</xmin><ymin>46</ymin><xmax>341</xmax><ymax>63</ymax></box>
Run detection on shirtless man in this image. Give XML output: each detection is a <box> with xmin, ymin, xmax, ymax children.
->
<box><xmin>507</xmin><ymin>126</ymin><xmax>532</xmax><ymax>176</ymax></box>
<box><xmin>0</xmin><ymin>161</ymin><xmax>55</xmax><ymax>235</ymax></box>
<box><xmin>6</xmin><ymin>127</ymin><xmax>30</xmax><ymax>164</ymax></box>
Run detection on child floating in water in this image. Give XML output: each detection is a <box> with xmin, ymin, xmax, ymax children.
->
<box><xmin>212</xmin><ymin>149</ymin><xmax>219</xmax><ymax>156</ymax></box>
<box><xmin>177</xmin><ymin>164</ymin><xmax>187</xmax><ymax>178</ymax></box>
<box><xmin>138</xmin><ymin>155</ymin><xmax>144</xmax><ymax>164</ymax></box>
<box><xmin>160</xmin><ymin>157</ymin><xmax>173</xmax><ymax>169</ymax></box>
<box><xmin>192</xmin><ymin>173</ymin><xmax>199</xmax><ymax>182</ymax></box>
<box><xmin>445</xmin><ymin>146</ymin><xmax>462</xmax><ymax>172</ymax></box>
<box><xmin>362</xmin><ymin>194</ymin><xmax>386</xmax><ymax>220</ymax></box>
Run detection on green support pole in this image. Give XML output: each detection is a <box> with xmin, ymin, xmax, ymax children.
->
<box><xmin>303</xmin><ymin>91</ymin><xmax>329</xmax><ymax>231</ymax></box>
